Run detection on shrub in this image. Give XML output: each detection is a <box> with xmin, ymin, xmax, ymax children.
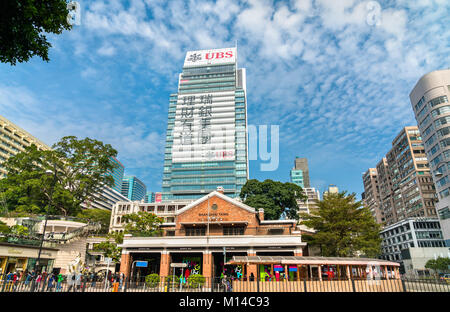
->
<box><xmin>145</xmin><ymin>274</ymin><xmax>160</xmax><ymax>288</ymax></box>
<box><xmin>187</xmin><ymin>274</ymin><xmax>205</xmax><ymax>288</ymax></box>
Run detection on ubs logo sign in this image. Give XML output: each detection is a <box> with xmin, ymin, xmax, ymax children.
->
<box><xmin>187</xmin><ymin>53</ymin><xmax>202</xmax><ymax>62</ymax></box>
<box><xmin>205</xmin><ymin>51</ymin><xmax>233</xmax><ymax>60</ymax></box>
<box><xmin>187</xmin><ymin>50</ymin><xmax>234</xmax><ymax>63</ymax></box>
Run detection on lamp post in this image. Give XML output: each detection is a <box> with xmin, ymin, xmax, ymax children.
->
<box><xmin>35</xmin><ymin>168</ymin><xmax>58</xmax><ymax>272</ymax></box>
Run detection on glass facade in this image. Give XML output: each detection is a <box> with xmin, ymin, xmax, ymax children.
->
<box><xmin>162</xmin><ymin>48</ymin><xmax>248</xmax><ymax>201</ymax></box>
<box><xmin>108</xmin><ymin>156</ymin><xmax>125</xmax><ymax>193</ymax></box>
<box><xmin>290</xmin><ymin>169</ymin><xmax>304</xmax><ymax>188</ymax></box>
<box><xmin>121</xmin><ymin>176</ymin><xmax>147</xmax><ymax>201</ymax></box>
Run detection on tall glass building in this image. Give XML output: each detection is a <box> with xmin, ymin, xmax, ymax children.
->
<box><xmin>162</xmin><ymin>47</ymin><xmax>249</xmax><ymax>201</ymax></box>
<box><xmin>108</xmin><ymin>156</ymin><xmax>125</xmax><ymax>193</ymax></box>
<box><xmin>290</xmin><ymin>157</ymin><xmax>310</xmax><ymax>188</ymax></box>
<box><xmin>121</xmin><ymin>176</ymin><xmax>147</xmax><ymax>201</ymax></box>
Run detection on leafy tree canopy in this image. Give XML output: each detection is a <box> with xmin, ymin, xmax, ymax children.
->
<box><xmin>0</xmin><ymin>220</ymin><xmax>10</xmax><ymax>234</ymax></box>
<box><xmin>300</xmin><ymin>192</ymin><xmax>382</xmax><ymax>258</ymax></box>
<box><xmin>425</xmin><ymin>257</ymin><xmax>450</xmax><ymax>272</ymax></box>
<box><xmin>0</xmin><ymin>0</ymin><xmax>71</xmax><ymax>65</ymax></box>
<box><xmin>76</xmin><ymin>208</ymin><xmax>111</xmax><ymax>234</ymax></box>
<box><xmin>93</xmin><ymin>211</ymin><xmax>164</xmax><ymax>263</ymax></box>
<box><xmin>0</xmin><ymin>136</ymin><xmax>118</xmax><ymax>216</ymax></box>
<box><xmin>239</xmin><ymin>179</ymin><xmax>307</xmax><ymax>220</ymax></box>
<box><xmin>122</xmin><ymin>211</ymin><xmax>164</xmax><ymax>237</ymax></box>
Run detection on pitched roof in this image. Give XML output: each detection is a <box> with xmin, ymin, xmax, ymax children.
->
<box><xmin>174</xmin><ymin>191</ymin><xmax>257</xmax><ymax>215</ymax></box>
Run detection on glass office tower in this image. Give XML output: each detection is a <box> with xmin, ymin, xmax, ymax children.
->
<box><xmin>162</xmin><ymin>47</ymin><xmax>249</xmax><ymax>201</ymax></box>
<box><xmin>108</xmin><ymin>156</ymin><xmax>125</xmax><ymax>193</ymax></box>
<box><xmin>121</xmin><ymin>176</ymin><xmax>147</xmax><ymax>201</ymax></box>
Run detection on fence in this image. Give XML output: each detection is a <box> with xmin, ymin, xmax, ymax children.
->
<box><xmin>0</xmin><ymin>274</ymin><xmax>449</xmax><ymax>292</ymax></box>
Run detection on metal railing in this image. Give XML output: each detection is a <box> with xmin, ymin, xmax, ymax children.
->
<box><xmin>0</xmin><ymin>222</ymin><xmax>102</xmax><ymax>247</ymax></box>
<box><xmin>0</xmin><ymin>274</ymin><xmax>448</xmax><ymax>292</ymax></box>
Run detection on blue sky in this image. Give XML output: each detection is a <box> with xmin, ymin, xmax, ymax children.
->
<box><xmin>1</xmin><ymin>0</ymin><xmax>449</xmax><ymax>199</ymax></box>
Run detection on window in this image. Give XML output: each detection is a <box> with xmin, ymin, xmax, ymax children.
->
<box><xmin>431</xmin><ymin>105</ymin><xmax>450</xmax><ymax>118</ymax></box>
<box><xmin>223</xmin><ymin>226</ymin><xmax>245</xmax><ymax>235</ymax></box>
<box><xmin>185</xmin><ymin>227</ymin><xmax>206</xmax><ymax>236</ymax></box>
<box><xmin>429</xmin><ymin>95</ymin><xmax>448</xmax><ymax>107</ymax></box>
<box><xmin>415</xmin><ymin>96</ymin><xmax>426</xmax><ymax>111</ymax></box>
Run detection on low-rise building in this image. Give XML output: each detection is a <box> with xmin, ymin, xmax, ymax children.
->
<box><xmin>380</xmin><ymin>218</ymin><xmax>446</xmax><ymax>272</ymax></box>
<box><xmin>401</xmin><ymin>247</ymin><xmax>450</xmax><ymax>277</ymax></box>
<box><xmin>117</xmin><ymin>188</ymin><xmax>304</xmax><ymax>281</ymax></box>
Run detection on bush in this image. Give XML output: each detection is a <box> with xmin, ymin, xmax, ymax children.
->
<box><xmin>187</xmin><ymin>274</ymin><xmax>205</xmax><ymax>288</ymax></box>
<box><xmin>145</xmin><ymin>274</ymin><xmax>160</xmax><ymax>288</ymax></box>
<box><xmin>164</xmin><ymin>274</ymin><xmax>181</xmax><ymax>288</ymax></box>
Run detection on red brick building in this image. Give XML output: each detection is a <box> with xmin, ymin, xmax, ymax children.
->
<box><xmin>118</xmin><ymin>189</ymin><xmax>305</xmax><ymax>281</ymax></box>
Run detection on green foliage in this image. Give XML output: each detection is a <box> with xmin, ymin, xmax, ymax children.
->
<box><xmin>0</xmin><ymin>0</ymin><xmax>72</xmax><ymax>65</ymax></box>
<box><xmin>92</xmin><ymin>231</ymin><xmax>124</xmax><ymax>263</ymax></box>
<box><xmin>0</xmin><ymin>220</ymin><xmax>11</xmax><ymax>234</ymax></box>
<box><xmin>239</xmin><ymin>179</ymin><xmax>307</xmax><ymax>220</ymax></box>
<box><xmin>76</xmin><ymin>208</ymin><xmax>111</xmax><ymax>234</ymax></box>
<box><xmin>300</xmin><ymin>192</ymin><xmax>382</xmax><ymax>258</ymax></box>
<box><xmin>10</xmin><ymin>224</ymin><xmax>29</xmax><ymax>236</ymax></box>
<box><xmin>425</xmin><ymin>257</ymin><xmax>450</xmax><ymax>272</ymax></box>
<box><xmin>0</xmin><ymin>136</ymin><xmax>118</xmax><ymax>216</ymax></box>
<box><xmin>122</xmin><ymin>211</ymin><xmax>164</xmax><ymax>237</ymax></box>
<box><xmin>93</xmin><ymin>240</ymin><xmax>122</xmax><ymax>263</ymax></box>
<box><xmin>145</xmin><ymin>274</ymin><xmax>160</xmax><ymax>287</ymax></box>
<box><xmin>108</xmin><ymin>231</ymin><xmax>124</xmax><ymax>245</ymax></box>
<box><xmin>187</xmin><ymin>274</ymin><xmax>205</xmax><ymax>288</ymax></box>
<box><xmin>165</xmin><ymin>274</ymin><xmax>181</xmax><ymax>288</ymax></box>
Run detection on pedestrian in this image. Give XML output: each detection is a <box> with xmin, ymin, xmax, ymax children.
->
<box><xmin>75</xmin><ymin>272</ymin><xmax>82</xmax><ymax>290</ymax></box>
<box><xmin>249</xmin><ymin>272</ymin><xmax>255</xmax><ymax>282</ymax></box>
<box><xmin>119</xmin><ymin>272</ymin><xmax>124</xmax><ymax>290</ymax></box>
<box><xmin>67</xmin><ymin>273</ymin><xmax>76</xmax><ymax>292</ymax></box>
<box><xmin>89</xmin><ymin>271</ymin><xmax>95</xmax><ymax>288</ymax></box>
<box><xmin>6</xmin><ymin>271</ymin><xmax>13</xmax><ymax>282</ymax></box>
<box><xmin>47</xmin><ymin>273</ymin><xmax>55</xmax><ymax>291</ymax></box>
<box><xmin>56</xmin><ymin>273</ymin><xmax>63</xmax><ymax>292</ymax></box>
<box><xmin>24</xmin><ymin>270</ymin><xmax>32</xmax><ymax>289</ymax></box>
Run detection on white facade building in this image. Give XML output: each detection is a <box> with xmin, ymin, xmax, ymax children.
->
<box><xmin>410</xmin><ymin>69</ymin><xmax>450</xmax><ymax>247</ymax></box>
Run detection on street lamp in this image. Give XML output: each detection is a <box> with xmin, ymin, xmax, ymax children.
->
<box><xmin>35</xmin><ymin>168</ymin><xmax>58</xmax><ymax>273</ymax></box>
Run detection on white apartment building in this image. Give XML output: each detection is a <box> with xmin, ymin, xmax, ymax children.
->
<box><xmin>410</xmin><ymin>69</ymin><xmax>450</xmax><ymax>247</ymax></box>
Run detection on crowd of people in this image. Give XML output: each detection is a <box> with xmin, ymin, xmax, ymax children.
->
<box><xmin>0</xmin><ymin>269</ymin><xmax>126</xmax><ymax>292</ymax></box>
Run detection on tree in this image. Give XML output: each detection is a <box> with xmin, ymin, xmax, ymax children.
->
<box><xmin>94</xmin><ymin>212</ymin><xmax>163</xmax><ymax>262</ymax></box>
<box><xmin>0</xmin><ymin>0</ymin><xmax>72</xmax><ymax>65</ymax></box>
<box><xmin>122</xmin><ymin>211</ymin><xmax>164</xmax><ymax>237</ymax></box>
<box><xmin>0</xmin><ymin>136</ymin><xmax>118</xmax><ymax>216</ymax></box>
<box><xmin>76</xmin><ymin>208</ymin><xmax>112</xmax><ymax>234</ymax></box>
<box><xmin>300</xmin><ymin>192</ymin><xmax>382</xmax><ymax>258</ymax></box>
<box><xmin>0</xmin><ymin>220</ymin><xmax>10</xmax><ymax>234</ymax></box>
<box><xmin>425</xmin><ymin>257</ymin><xmax>450</xmax><ymax>277</ymax></box>
<box><xmin>239</xmin><ymin>179</ymin><xmax>307</xmax><ymax>220</ymax></box>
<box><xmin>10</xmin><ymin>224</ymin><xmax>29</xmax><ymax>236</ymax></box>
<box><xmin>93</xmin><ymin>231</ymin><xmax>124</xmax><ymax>263</ymax></box>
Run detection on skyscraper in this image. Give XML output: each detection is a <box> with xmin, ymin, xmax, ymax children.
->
<box><xmin>290</xmin><ymin>157</ymin><xmax>310</xmax><ymax>188</ymax></box>
<box><xmin>145</xmin><ymin>191</ymin><xmax>155</xmax><ymax>203</ymax></box>
<box><xmin>362</xmin><ymin>168</ymin><xmax>383</xmax><ymax>224</ymax></box>
<box><xmin>362</xmin><ymin>126</ymin><xmax>438</xmax><ymax>226</ymax></box>
<box><xmin>107</xmin><ymin>156</ymin><xmax>125</xmax><ymax>193</ymax></box>
<box><xmin>410</xmin><ymin>69</ymin><xmax>450</xmax><ymax>246</ymax></box>
<box><xmin>121</xmin><ymin>176</ymin><xmax>147</xmax><ymax>201</ymax></box>
<box><xmin>162</xmin><ymin>47</ymin><xmax>248</xmax><ymax>201</ymax></box>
